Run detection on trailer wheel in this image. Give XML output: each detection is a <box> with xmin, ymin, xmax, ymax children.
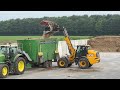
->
<box><xmin>0</xmin><ymin>64</ymin><xmax>9</xmax><ymax>78</ymax></box>
<box><xmin>78</xmin><ymin>58</ymin><xmax>89</xmax><ymax>69</ymax></box>
<box><xmin>14</xmin><ymin>57</ymin><xmax>26</xmax><ymax>75</ymax></box>
<box><xmin>57</xmin><ymin>57</ymin><xmax>68</xmax><ymax>68</ymax></box>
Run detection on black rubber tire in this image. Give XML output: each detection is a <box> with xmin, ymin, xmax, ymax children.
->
<box><xmin>67</xmin><ymin>63</ymin><xmax>72</xmax><ymax>67</ymax></box>
<box><xmin>14</xmin><ymin>57</ymin><xmax>26</xmax><ymax>75</ymax></box>
<box><xmin>43</xmin><ymin>61</ymin><xmax>49</xmax><ymax>68</ymax></box>
<box><xmin>78</xmin><ymin>58</ymin><xmax>89</xmax><ymax>69</ymax></box>
<box><xmin>0</xmin><ymin>64</ymin><xmax>9</xmax><ymax>78</ymax></box>
<box><xmin>89</xmin><ymin>64</ymin><xmax>93</xmax><ymax>67</ymax></box>
<box><xmin>57</xmin><ymin>57</ymin><xmax>68</xmax><ymax>68</ymax></box>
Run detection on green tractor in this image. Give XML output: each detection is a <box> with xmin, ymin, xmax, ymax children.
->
<box><xmin>0</xmin><ymin>44</ymin><xmax>25</xmax><ymax>78</ymax></box>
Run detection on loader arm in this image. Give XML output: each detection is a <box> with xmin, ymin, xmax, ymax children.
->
<box><xmin>63</xmin><ymin>28</ymin><xmax>76</xmax><ymax>63</ymax></box>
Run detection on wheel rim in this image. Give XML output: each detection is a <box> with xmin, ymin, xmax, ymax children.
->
<box><xmin>18</xmin><ymin>60</ymin><xmax>25</xmax><ymax>72</ymax></box>
<box><xmin>2</xmin><ymin>67</ymin><xmax>8</xmax><ymax>76</ymax></box>
<box><xmin>59</xmin><ymin>60</ymin><xmax>65</xmax><ymax>67</ymax></box>
<box><xmin>80</xmin><ymin>61</ymin><xmax>86</xmax><ymax>67</ymax></box>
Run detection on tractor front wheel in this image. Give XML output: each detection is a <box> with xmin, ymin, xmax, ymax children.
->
<box><xmin>0</xmin><ymin>64</ymin><xmax>9</xmax><ymax>78</ymax></box>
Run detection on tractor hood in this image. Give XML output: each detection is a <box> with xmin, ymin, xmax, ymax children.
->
<box><xmin>0</xmin><ymin>53</ymin><xmax>5</xmax><ymax>63</ymax></box>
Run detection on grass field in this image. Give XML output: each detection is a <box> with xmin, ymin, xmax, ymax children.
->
<box><xmin>0</xmin><ymin>36</ymin><xmax>94</xmax><ymax>44</ymax></box>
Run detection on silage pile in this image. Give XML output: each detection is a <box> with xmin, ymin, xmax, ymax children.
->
<box><xmin>88</xmin><ymin>36</ymin><xmax>120</xmax><ymax>52</ymax></box>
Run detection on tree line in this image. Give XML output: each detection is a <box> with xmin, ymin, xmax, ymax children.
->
<box><xmin>0</xmin><ymin>14</ymin><xmax>120</xmax><ymax>36</ymax></box>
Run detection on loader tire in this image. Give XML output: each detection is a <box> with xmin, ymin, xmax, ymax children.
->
<box><xmin>14</xmin><ymin>57</ymin><xmax>26</xmax><ymax>75</ymax></box>
<box><xmin>0</xmin><ymin>64</ymin><xmax>9</xmax><ymax>78</ymax></box>
<box><xmin>57</xmin><ymin>57</ymin><xmax>68</xmax><ymax>68</ymax></box>
<box><xmin>78</xmin><ymin>58</ymin><xmax>89</xmax><ymax>69</ymax></box>
<box><xmin>89</xmin><ymin>64</ymin><xmax>93</xmax><ymax>67</ymax></box>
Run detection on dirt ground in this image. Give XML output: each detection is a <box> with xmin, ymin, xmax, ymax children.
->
<box><xmin>5</xmin><ymin>52</ymin><xmax>120</xmax><ymax>79</ymax></box>
<box><xmin>88</xmin><ymin>36</ymin><xmax>120</xmax><ymax>52</ymax></box>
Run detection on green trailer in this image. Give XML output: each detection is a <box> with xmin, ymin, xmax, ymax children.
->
<box><xmin>17</xmin><ymin>38</ymin><xmax>59</xmax><ymax>68</ymax></box>
<box><xmin>0</xmin><ymin>38</ymin><xmax>59</xmax><ymax>78</ymax></box>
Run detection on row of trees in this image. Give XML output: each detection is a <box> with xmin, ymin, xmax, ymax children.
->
<box><xmin>0</xmin><ymin>14</ymin><xmax>120</xmax><ymax>36</ymax></box>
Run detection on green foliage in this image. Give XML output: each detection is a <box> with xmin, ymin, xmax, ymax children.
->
<box><xmin>0</xmin><ymin>36</ymin><xmax>93</xmax><ymax>44</ymax></box>
<box><xmin>0</xmin><ymin>14</ymin><xmax>120</xmax><ymax>36</ymax></box>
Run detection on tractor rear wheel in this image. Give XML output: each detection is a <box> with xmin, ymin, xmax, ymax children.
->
<box><xmin>14</xmin><ymin>57</ymin><xmax>26</xmax><ymax>75</ymax></box>
<box><xmin>78</xmin><ymin>58</ymin><xmax>89</xmax><ymax>69</ymax></box>
<box><xmin>0</xmin><ymin>64</ymin><xmax>9</xmax><ymax>78</ymax></box>
<box><xmin>57</xmin><ymin>57</ymin><xmax>68</xmax><ymax>68</ymax></box>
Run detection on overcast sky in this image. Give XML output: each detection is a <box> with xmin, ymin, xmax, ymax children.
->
<box><xmin>0</xmin><ymin>11</ymin><xmax>120</xmax><ymax>21</ymax></box>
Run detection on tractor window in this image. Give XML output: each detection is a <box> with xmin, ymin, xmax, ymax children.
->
<box><xmin>0</xmin><ymin>46</ymin><xmax>7</xmax><ymax>53</ymax></box>
<box><xmin>10</xmin><ymin>47</ymin><xmax>17</xmax><ymax>54</ymax></box>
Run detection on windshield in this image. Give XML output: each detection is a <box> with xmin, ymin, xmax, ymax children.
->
<box><xmin>0</xmin><ymin>46</ymin><xmax>7</xmax><ymax>53</ymax></box>
<box><xmin>0</xmin><ymin>46</ymin><xmax>18</xmax><ymax>54</ymax></box>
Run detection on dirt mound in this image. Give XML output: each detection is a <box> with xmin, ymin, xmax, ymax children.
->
<box><xmin>88</xmin><ymin>36</ymin><xmax>120</xmax><ymax>52</ymax></box>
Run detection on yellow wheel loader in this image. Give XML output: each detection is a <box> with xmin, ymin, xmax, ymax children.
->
<box><xmin>57</xmin><ymin>28</ymin><xmax>100</xmax><ymax>69</ymax></box>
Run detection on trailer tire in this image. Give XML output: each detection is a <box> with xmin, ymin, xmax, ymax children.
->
<box><xmin>14</xmin><ymin>57</ymin><xmax>26</xmax><ymax>75</ymax></box>
<box><xmin>0</xmin><ymin>64</ymin><xmax>9</xmax><ymax>78</ymax></box>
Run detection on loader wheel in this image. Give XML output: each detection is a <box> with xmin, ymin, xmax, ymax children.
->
<box><xmin>67</xmin><ymin>63</ymin><xmax>72</xmax><ymax>67</ymax></box>
<box><xmin>57</xmin><ymin>57</ymin><xmax>68</xmax><ymax>68</ymax></box>
<box><xmin>14</xmin><ymin>57</ymin><xmax>26</xmax><ymax>75</ymax></box>
<box><xmin>78</xmin><ymin>58</ymin><xmax>89</xmax><ymax>69</ymax></box>
<box><xmin>89</xmin><ymin>64</ymin><xmax>93</xmax><ymax>67</ymax></box>
<box><xmin>0</xmin><ymin>64</ymin><xmax>9</xmax><ymax>78</ymax></box>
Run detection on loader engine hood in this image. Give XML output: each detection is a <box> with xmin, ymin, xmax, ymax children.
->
<box><xmin>0</xmin><ymin>53</ymin><xmax>5</xmax><ymax>63</ymax></box>
<box><xmin>88</xmin><ymin>50</ymin><xmax>96</xmax><ymax>54</ymax></box>
<box><xmin>88</xmin><ymin>50</ymin><xmax>100</xmax><ymax>57</ymax></box>
<box><xmin>87</xmin><ymin>50</ymin><xmax>100</xmax><ymax>64</ymax></box>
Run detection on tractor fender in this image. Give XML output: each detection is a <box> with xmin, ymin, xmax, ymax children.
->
<box><xmin>22</xmin><ymin>51</ymin><xmax>32</xmax><ymax>62</ymax></box>
<box><xmin>13</xmin><ymin>54</ymin><xmax>23</xmax><ymax>62</ymax></box>
<box><xmin>13</xmin><ymin>51</ymin><xmax>32</xmax><ymax>62</ymax></box>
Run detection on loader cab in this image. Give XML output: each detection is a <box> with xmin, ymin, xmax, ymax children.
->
<box><xmin>76</xmin><ymin>45</ymin><xmax>90</xmax><ymax>58</ymax></box>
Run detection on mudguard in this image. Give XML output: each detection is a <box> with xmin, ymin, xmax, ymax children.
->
<box><xmin>13</xmin><ymin>51</ymin><xmax>32</xmax><ymax>62</ymax></box>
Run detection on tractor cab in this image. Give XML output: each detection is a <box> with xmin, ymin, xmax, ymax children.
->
<box><xmin>76</xmin><ymin>45</ymin><xmax>90</xmax><ymax>58</ymax></box>
<box><xmin>0</xmin><ymin>45</ymin><xmax>17</xmax><ymax>59</ymax></box>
